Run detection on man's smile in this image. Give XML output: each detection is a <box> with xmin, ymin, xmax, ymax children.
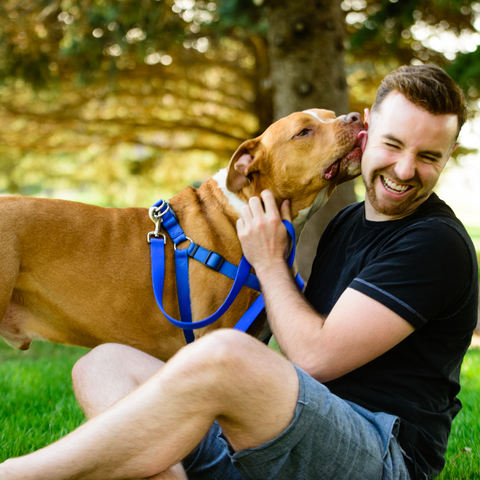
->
<box><xmin>380</xmin><ymin>175</ymin><xmax>413</xmax><ymax>195</ymax></box>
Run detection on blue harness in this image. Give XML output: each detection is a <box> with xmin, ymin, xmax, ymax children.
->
<box><xmin>148</xmin><ymin>199</ymin><xmax>304</xmax><ymax>344</ymax></box>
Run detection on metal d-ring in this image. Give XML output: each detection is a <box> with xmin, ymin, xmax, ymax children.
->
<box><xmin>174</xmin><ymin>237</ymin><xmax>192</xmax><ymax>250</ymax></box>
<box><xmin>149</xmin><ymin>202</ymin><xmax>170</xmax><ymax>223</ymax></box>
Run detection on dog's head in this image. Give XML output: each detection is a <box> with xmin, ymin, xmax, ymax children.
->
<box><xmin>226</xmin><ymin>108</ymin><xmax>366</xmax><ymax>225</ymax></box>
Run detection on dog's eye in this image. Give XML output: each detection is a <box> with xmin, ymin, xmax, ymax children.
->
<box><xmin>295</xmin><ymin>128</ymin><xmax>311</xmax><ymax>138</ymax></box>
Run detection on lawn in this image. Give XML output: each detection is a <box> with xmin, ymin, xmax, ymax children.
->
<box><xmin>0</xmin><ymin>341</ymin><xmax>479</xmax><ymax>478</ymax></box>
<box><xmin>437</xmin><ymin>347</ymin><xmax>480</xmax><ymax>479</ymax></box>
<box><xmin>0</xmin><ymin>342</ymin><xmax>88</xmax><ymax>461</ymax></box>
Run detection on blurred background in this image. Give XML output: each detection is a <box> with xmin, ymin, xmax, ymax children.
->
<box><xmin>0</xmin><ymin>0</ymin><xmax>479</xmax><ymax>280</ymax></box>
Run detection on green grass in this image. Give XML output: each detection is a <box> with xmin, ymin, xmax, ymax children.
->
<box><xmin>0</xmin><ymin>341</ymin><xmax>479</xmax><ymax>478</ymax></box>
<box><xmin>437</xmin><ymin>348</ymin><xmax>480</xmax><ymax>479</ymax></box>
<box><xmin>0</xmin><ymin>341</ymin><xmax>88</xmax><ymax>461</ymax></box>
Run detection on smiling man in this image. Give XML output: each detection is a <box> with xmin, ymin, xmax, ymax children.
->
<box><xmin>362</xmin><ymin>82</ymin><xmax>460</xmax><ymax>221</ymax></box>
<box><xmin>0</xmin><ymin>64</ymin><xmax>477</xmax><ymax>480</ymax></box>
<box><xmin>236</xmin><ymin>64</ymin><xmax>478</xmax><ymax>480</ymax></box>
<box><xmin>276</xmin><ymin>65</ymin><xmax>478</xmax><ymax>479</ymax></box>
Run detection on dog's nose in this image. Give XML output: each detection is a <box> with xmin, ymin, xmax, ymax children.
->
<box><xmin>343</xmin><ymin>112</ymin><xmax>362</xmax><ymax>124</ymax></box>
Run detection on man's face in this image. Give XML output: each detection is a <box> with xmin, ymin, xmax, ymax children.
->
<box><xmin>362</xmin><ymin>92</ymin><xmax>459</xmax><ymax>221</ymax></box>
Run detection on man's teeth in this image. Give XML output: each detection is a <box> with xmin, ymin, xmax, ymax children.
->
<box><xmin>382</xmin><ymin>176</ymin><xmax>410</xmax><ymax>193</ymax></box>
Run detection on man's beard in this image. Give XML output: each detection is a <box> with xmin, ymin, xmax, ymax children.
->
<box><xmin>362</xmin><ymin>172</ymin><xmax>425</xmax><ymax>218</ymax></box>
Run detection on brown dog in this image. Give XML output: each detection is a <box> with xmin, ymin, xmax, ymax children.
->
<box><xmin>0</xmin><ymin>109</ymin><xmax>364</xmax><ymax>361</ymax></box>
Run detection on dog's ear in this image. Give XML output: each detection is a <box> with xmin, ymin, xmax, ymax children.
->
<box><xmin>226</xmin><ymin>138</ymin><xmax>264</xmax><ymax>192</ymax></box>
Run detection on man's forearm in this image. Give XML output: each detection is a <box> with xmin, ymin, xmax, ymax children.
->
<box><xmin>258</xmin><ymin>260</ymin><xmax>417</xmax><ymax>383</ymax></box>
<box><xmin>255</xmin><ymin>260</ymin><xmax>327</xmax><ymax>375</ymax></box>
<box><xmin>235</xmin><ymin>191</ymin><xmax>329</xmax><ymax>378</ymax></box>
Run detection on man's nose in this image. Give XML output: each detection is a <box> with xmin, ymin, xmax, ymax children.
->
<box><xmin>394</xmin><ymin>154</ymin><xmax>416</xmax><ymax>180</ymax></box>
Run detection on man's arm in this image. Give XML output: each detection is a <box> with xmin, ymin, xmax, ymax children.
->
<box><xmin>236</xmin><ymin>190</ymin><xmax>414</xmax><ymax>383</ymax></box>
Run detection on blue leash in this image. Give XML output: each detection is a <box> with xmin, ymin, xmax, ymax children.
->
<box><xmin>148</xmin><ymin>200</ymin><xmax>304</xmax><ymax>343</ymax></box>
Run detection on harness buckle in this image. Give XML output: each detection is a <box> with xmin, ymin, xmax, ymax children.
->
<box><xmin>204</xmin><ymin>252</ymin><xmax>225</xmax><ymax>271</ymax></box>
<box><xmin>147</xmin><ymin>231</ymin><xmax>166</xmax><ymax>243</ymax></box>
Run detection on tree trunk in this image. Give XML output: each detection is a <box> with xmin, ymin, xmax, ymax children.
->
<box><xmin>264</xmin><ymin>0</ymin><xmax>357</xmax><ymax>279</ymax></box>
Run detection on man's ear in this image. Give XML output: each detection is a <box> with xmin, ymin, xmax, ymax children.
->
<box><xmin>226</xmin><ymin>138</ymin><xmax>264</xmax><ymax>192</ymax></box>
<box><xmin>448</xmin><ymin>142</ymin><xmax>460</xmax><ymax>160</ymax></box>
<box><xmin>364</xmin><ymin>108</ymin><xmax>371</xmax><ymax>131</ymax></box>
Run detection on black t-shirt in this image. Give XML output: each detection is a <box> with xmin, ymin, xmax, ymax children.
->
<box><xmin>304</xmin><ymin>193</ymin><xmax>478</xmax><ymax>480</ymax></box>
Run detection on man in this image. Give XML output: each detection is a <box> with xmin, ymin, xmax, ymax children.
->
<box><xmin>0</xmin><ymin>64</ymin><xmax>477</xmax><ymax>480</ymax></box>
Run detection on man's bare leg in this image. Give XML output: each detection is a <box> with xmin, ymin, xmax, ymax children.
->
<box><xmin>72</xmin><ymin>343</ymin><xmax>188</xmax><ymax>480</ymax></box>
<box><xmin>72</xmin><ymin>343</ymin><xmax>165</xmax><ymax>418</ymax></box>
<box><xmin>0</xmin><ymin>329</ymin><xmax>299</xmax><ymax>480</ymax></box>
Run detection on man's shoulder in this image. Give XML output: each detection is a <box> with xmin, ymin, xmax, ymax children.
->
<box><xmin>412</xmin><ymin>192</ymin><xmax>461</xmax><ymax>225</ymax></box>
<box><xmin>403</xmin><ymin>193</ymin><xmax>474</xmax><ymax>250</ymax></box>
<box><xmin>330</xmin><ymin>201</ymin><xmax>364</xmax><ymax>227</ymax></box>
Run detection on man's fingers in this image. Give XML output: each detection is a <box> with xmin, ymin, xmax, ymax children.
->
<box><xmin>260</xmin><ymin>190</ymin><xmax>278</xmax><ymax>215</ymax></box>
<box><xmin>240</xmin><ymin>190</ymin><xmax>289</xmax><ymax>232</ymax></box>
<box><xmin>248</xmin><ymin>195</ymin><xmax>265</xmax><ymax>216</ymax></box>
<box><xmin>280</xmin><ymin>199</ymin><xmax>292</xmax><ymax>223</ymax></box>
<box><xmin>240</xmin><ymin>204</ymin><xmax>253</xmax><ymax>223</ymax></box>
<box><xmin>236</xmin><ymin>217</ymin><xmax>245</xmax><ymax>232</ymax></box>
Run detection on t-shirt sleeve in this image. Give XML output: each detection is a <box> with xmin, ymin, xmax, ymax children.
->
<box><xmin>349</xmin><ymin>219</ymin><xmax>473</xmax><ymax>329</ymax></box>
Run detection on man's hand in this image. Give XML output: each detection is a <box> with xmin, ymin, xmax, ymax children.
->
<box><xmin>235</xmin><ymin>192</ymin><xmax>415</xmax><ymax>385</ymax></box>
<box><xmin>236</xmin><ymin>190</ymin><xmax>292</xmax><ymax>275</ymax></box>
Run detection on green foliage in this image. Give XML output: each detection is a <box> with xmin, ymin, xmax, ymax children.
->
<box><xmin>447</xmin><ymin>48</ymin><xmax>480</xmax><ymax>92</ymax></box>
<box><xmin>215</xmin><ymin>0</ymin><xmax>267</xmax><ymax>33</ymax></box>
<box><xmin>348</xmin><ymin>0</ymin><xmax>476</xmax><ymax>62</ymax></box>
<box><xmin>343</xmin><ymin>0</ymin><xmax>480</xmax><ymax>112</ymax></box>
<box><xmin>0</xmin><ymin>0</ymin><xmax>266</xmax><ymax>205</ymax></box>
<box><xmin>0</xmin><ymin>0</ymin><xmax>185</xmax><ymax>88</ymax></box>
<box><xmin>1</xmin><ymin>0</ymin><xmax>480</xmax><ymax>204</ymax></box>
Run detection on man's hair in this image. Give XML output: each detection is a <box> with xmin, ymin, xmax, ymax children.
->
<box><xmin>371</xmin><ymin>64</ymin><xmax>468</xmax><ymax>137</ymax></box>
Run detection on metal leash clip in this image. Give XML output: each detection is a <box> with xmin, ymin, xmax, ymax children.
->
<box><xmin>147</xmin><ymin>201</ymin><xmax>170</xmax><ymax>243</ymax></box>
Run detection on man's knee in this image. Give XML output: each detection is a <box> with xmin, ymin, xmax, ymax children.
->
<box><xmin>161</xmin><ymin>330</ymin><xmax>274</xmax><ymax>403</ymax></box>
<box><xmin>171</xmin><ymin>330</ymin><xmax>264</xmax><ymax>374</ymax></box>
<box><xmin>72</xmin><ymin>342</ymin><xmax>159</xmax><ymax>392</ymax></box>
<box><xmin>72</xmin><ymin>343</ymin><xmax>121</xmax><ymax>387</ymax></box>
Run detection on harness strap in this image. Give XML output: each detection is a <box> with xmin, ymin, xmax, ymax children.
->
<box><xmin>187</xmin><ymin>243</ymin><xmax>260</xmax><ymax>291</ymax></box>
<box><xmin>150</xmin><ymin>238</ymin><xmax>253</xmax><ymax>330</ymax></box>
<box><xmin>233</xmin><ymin>270</ymin><xmax>304</xmax><ymax>340</ymax></box>
<box><xmin>162</xmin><ymin>210</ymin><xmax>187</xmax><ymax>245</ymax></box>
<box><xmin>149</xmin><ymin>199</ymin><xmax>303</xmax><ymax>345</ymax></box>
<box><xmin>174</xmin><ymin>247</ymin><xmax>195</xmax><ymax>344</ymax></box>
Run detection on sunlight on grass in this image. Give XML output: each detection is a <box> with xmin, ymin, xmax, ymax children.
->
<box><xmin>437</xmin><ymin>348</ymin><xmax>480</xmax><ymax>479</ymax></box>
<box><xmin>0</xmin><ymin>341</ymin><xmax>88</xmax><ymax>461</ymax></box>
<box><xmin>0</xmin><ymin>341</ymin><xmax>479</xmax><ymax>478</ymax></box>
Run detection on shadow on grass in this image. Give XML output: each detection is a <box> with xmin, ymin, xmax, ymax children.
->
<box><xmin>0</xmin><ymin>339</ymin><xmax>89</xmax><ymax>363</ymax></box>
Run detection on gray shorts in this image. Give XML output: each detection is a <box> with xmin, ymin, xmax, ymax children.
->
<box><xmin>183</xmin><ymin>365</ymin><xmax>412</xmax><ymax>480</ymax></box>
